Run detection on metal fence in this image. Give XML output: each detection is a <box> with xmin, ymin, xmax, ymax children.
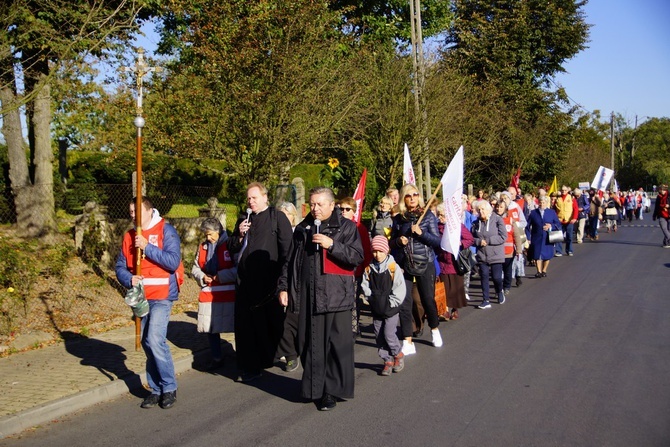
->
<box><xmin>0</xmin><ymin>183</ymin><xmax>242</xmax><ymax>231</ymax></box>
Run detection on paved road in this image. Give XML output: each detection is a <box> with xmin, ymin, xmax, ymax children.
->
<box><xmin>4</xmin><ymin>224</ymin><xmax>670</xmax><ymax>447</ymax></box>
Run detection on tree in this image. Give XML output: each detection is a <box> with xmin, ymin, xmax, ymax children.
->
<box><xmin>444</xmin><ymin>0</ymin><xmax>589</xmax><ymax>93</ymax></box>
<box><xmin>150</xmin><ymin>0</ymin><xmax>394</xmax><ymax>194</ymax></box>
<box><xmin>0</xmin><ymin>0</ymin><xmax>147</xmax><ymax>237</ymax></box>
<box><xmin>619</xmin><ymin>118</ymin><xmax>670</xmax><ymax>188</ymax></box>
<box><xmin>328</xmin><ymin>0</ymin><xmax>452</xmax><ymax>44</ymax></box>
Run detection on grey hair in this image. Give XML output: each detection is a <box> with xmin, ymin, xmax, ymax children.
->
<box><xmin>478</xmin><ymin>200</ymin><xmax>493</xmax><ymax>215</ymax></box>
<box><xmin>309</xmin><ymin>186</ymin><xmax>335</xmax><ymax>202</ymax></box>
<box><xmin>200</xmin><ymin>217</ymin><xmax>224</xmax><ymax>234</ymax></box>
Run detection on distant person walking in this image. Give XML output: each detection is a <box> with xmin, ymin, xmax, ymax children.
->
<box><xmin>653</xmin><ymin>184</ymin><xmax>670</xmax><ymax>248</ymax></box>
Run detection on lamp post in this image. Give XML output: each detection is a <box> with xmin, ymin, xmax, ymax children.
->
<box><xmin>121</xmin><ymin>48</ymin><xmax>162</xmax><ymax>351</ymax></box>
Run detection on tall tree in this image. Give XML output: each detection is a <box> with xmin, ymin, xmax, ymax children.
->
<box><xmin>443</xmin><ymin>0</ymin><xmax>589</xmax><ymax>95</ymax></box>
<box><xmin>150</xmin><ymin>0</ymin><xmax>383</xmax><ymax>191</ymax></box>
<box><xmin>0</xmin><ymin>0</ymin><xmax>147</xmax><ymax>237</ymax></box>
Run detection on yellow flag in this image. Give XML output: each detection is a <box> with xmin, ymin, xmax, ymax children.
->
<box><xmin>548</xmin><ymin>176</ymin><xmax>558</xmax><ymax>195</ymax></box>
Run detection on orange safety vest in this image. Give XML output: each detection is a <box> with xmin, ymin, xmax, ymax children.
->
<box><xmin>123</xmin><ymin>219</ymin><xmax>172</xmax><ymax>300</ymax></box>
<box><xmin>197</xmin><ymin>241</ymin><xmax>236</xmax><ymax>304</ymax></box>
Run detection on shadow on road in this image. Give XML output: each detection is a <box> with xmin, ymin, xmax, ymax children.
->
<box><xmin>61</xmin><ymin>331</ymin><xmax>145</xmax><ymax>398</ymax></box>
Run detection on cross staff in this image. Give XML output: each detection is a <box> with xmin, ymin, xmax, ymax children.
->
<box><xmin>121</xmin><ymin>48</ymin><xmax>162</xmax><ymax>351</ymax></box>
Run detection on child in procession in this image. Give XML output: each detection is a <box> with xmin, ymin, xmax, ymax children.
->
<box><xmin>361</xmin><ymin>236</ymin><xmax>407</xmax><ymax>376</ymax></box>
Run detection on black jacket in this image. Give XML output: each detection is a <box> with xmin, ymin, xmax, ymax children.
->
<box><xmin>278</xmin><ymin>209</ymin><xmax>364</xmax><ymax>314</ymax></box>
<box><xmin>389</xmin><ymin>209</ymin><xmax>441</xmax><ymax>268</ymax></box>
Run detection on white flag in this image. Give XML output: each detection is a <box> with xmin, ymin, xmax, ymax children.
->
<box><xmin>403</xmin><ymin>143</ymin><xmax>416</xmax><ymax>185</ymax></box>
<box><xmin>440</xmin><ymin>146</ymin><xmax>464</xmax><ymax>255</ymax></box>
<box><xmin>591</xmin><ymin>166</ymin><xmax>614</xmax><ymax>192</ymax></box>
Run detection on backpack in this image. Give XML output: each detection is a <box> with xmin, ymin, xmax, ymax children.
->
<box><xmin>364</xmin><ymin>262</ymin><xmax>396</xmax><ymax>282</ymax></box>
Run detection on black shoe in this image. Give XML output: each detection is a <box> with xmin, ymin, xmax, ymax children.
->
<box><xmin>516</xmin><ymin>277</ymin><xmax>523</xmax><ymax>287</ymax></box>
<box><xmin>318</xmin><ymin>393</ymin><xmax>337</xmax><ymax>411</ymax></box>
<box><xmin>206</xmin><ymin>358</ymin><xmax>225</xmax><ymax>371</ymax></box>
<box><xmin>236</xmin><ymin>371</ymin><xmax>262</xmax><ymax>383</ymax></box>
<box><xmin>412</xmin><ymin>328</ymin><xmax>424</xmax><ymax>338</ymax></box>
<box><xmin>160</xmin><ymin>391</ymin><xmax>177</xmax><ymax>409</ymax></box>
<box><xmin>140</xmin><ymin>393</ymin><xmax>160</xmax><ymax>409</ymax></box>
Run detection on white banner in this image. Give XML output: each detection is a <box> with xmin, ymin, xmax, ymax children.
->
<box><xmin>440</xmin><ymin>146</ymin><xmax>464</xmax><ymax>255</ymax></box>
<box><xmin>591</xmin><ymin>166</ymin><xmax>614</xmax><ymax>192</ymax></box>
<box><xmin>403</xmin><ymin>143</ymin><xmax>416</xmax><ymax>186</ymax></box>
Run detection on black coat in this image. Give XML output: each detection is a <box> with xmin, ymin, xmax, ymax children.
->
<box><xmin>279</xmin><ymin>209</ymin><xmax>364</xmax><ymax>314</ymax></box>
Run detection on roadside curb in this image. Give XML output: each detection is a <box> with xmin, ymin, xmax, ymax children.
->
<box><xmin>0</xmin><ymin>349</ymin><xmax>204</xmax><ymax>439</ymax></box>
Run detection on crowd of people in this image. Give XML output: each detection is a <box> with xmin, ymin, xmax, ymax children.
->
<box><xmin>115</xmin><ymin>181</ymin><xmax>661</xmax><ymax>412</ymax></box>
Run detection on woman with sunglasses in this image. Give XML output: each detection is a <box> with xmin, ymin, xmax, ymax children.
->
<box><xmin>390</xmin><ymin>184</ymin><xmax>443</xmax><ymax>354</ymax></box>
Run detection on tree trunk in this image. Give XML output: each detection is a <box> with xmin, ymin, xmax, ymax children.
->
<box><xmin>1</xmin><ymin>57</ymin><xmax>56</xmax><ymax>238</ymax></box>
<box><xmin>0</xmin><ymin>65</ymin><xmax>31</xmax><ymax>224</ymax></box>
<box><xmin>24</xmin><ymin>71</ymin><xmax>56</xmax><ymax>238</ymax></box>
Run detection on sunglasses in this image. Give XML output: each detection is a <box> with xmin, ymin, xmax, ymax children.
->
<box><xmin>404</xmin><ymin>192</ymin><xmax>420</xmax><ymax>199</ymax></box>
<box><xmin>339</xmin><ymin>207</ymin><xmax>353</xmax><ymax>212</ymax></box>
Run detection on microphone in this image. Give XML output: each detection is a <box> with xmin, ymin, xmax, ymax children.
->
<box><xmin>246</xmin><ymin>208</ymin><xmax>252</xmax><ymax>222</ymax></box>
<box><xmin>314</xmin><ymin>219</ymin><xmax>321</xmax><ymax>250</ymax></box>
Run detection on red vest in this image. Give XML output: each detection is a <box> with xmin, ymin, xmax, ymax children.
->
<box><xmin>197</xmin><ymin>241</ymin><xmax>236</xmax><ymax>304</ymax></box>
<box><xmin>502</xmin><ymin>215</ymin><xmax>516</xmax><ymax>257</ymax></box>
<box><xmin>123</xmin><ymin>219</ymin><xmax>171</xmax><ymax>300</ymax></box>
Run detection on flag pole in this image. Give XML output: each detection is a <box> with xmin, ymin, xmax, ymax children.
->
<box><xmin>416</xmin><ymin>181</ymin><xmax>442</xmax><ymax>225</ymax></box>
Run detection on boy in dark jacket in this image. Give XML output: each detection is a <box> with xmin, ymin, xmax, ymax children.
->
<box><xmin>361</xmin><ymin>236</ymin><xmax>407</xmax><ymax>376</ymax></box>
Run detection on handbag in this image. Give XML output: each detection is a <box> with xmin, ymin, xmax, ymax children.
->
<box><xmin>434</xmin><ymin>277</ymin><xmax>448</xmax><ymax>319</ymax></box>
<box><xmin>455</xmin><ymin>248</ymin><xmax>474</xmax><ymax>276</ymax></box>
<box><xmin>548</xmin><ymin>229</ymin><xmax>564</xmax><ymax>244</ymax></box>
<box><xmin>402</xmin><ymin>239</ymin><xmax>429</xmax><ymax>276</ymax></box>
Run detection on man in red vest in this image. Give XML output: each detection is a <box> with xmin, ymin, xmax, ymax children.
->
<box><xmin>116</xmin><ymin>197</ymin><xmax>182</xmax><ymax>409</ymax></box>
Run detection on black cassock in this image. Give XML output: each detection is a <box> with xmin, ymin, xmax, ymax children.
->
<box><xmin>298</xmin><ymin>233</ymin><xmax>355</xmax><ymax>400</ymax></box>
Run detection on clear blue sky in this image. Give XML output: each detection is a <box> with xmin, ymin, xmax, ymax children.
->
<box><xmin>554</xmin><ymin>0</ymin><xmax>670</xmax><ymax>122</ymax></box>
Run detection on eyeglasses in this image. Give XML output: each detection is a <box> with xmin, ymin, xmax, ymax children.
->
<box><xmin>338</xmin><ymin>206</ymin><xmax>353</xmax><ymax>212</ymax></box>
<box><xmin>404</xmin><ymin>192</ymin><xmax>420</xmax><ymax>199</ymax></box>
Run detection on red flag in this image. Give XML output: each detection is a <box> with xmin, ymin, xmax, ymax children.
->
<box><xmin>510</xmin><ymin>167</ymin><xmax>521</xmax><ymax>190</ymax></box>
<box><xmin>352</xmin><ymin>169</ymin><xmax>367</xmax><ymax>224</ymax></box>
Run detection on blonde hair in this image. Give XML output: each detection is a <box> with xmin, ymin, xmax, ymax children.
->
<box><xmin>378</xmin><ymin>196</ymin><xmax>393</xmax><ymax>209</ymax></box>
<box><xmin>277</xmin><ymin>201</ymin><xmax>299</xmax><ymax>226</ymax></box>
<box><xmin>398</xmin><ymin>183</ymin><xmax>424</xmax><ymax>214</ymax></box>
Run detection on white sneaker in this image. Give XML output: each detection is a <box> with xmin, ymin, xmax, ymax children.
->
<box><xmin>401</xmin><ymin>340</ymin><xmax>416</xmax><ymax>355</ymax></box>
<box><xmin>431</xmin><ymin>329</ymin><xmax>443</xmax><ymax>347</ymax></box>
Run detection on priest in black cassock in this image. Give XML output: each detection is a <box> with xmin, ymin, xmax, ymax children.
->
<box><xmin>228</xmin><ymin>182</ymin><xmax>293</xmax><ymax>383</ymax></box>
<box><xmin>279</xmin><ymin>186</ymin><xmax>363</xmax><ymax>411</ymax></box>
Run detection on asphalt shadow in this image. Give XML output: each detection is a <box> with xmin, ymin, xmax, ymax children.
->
<box><xmin>61</xmin><ymin>331</ymin><xmax>145</xmax><ymax>398</ymax></box>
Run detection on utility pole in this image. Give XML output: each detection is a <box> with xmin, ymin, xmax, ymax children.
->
<box><xmin>121</xmin><ymin>48</ymin><xmax>162</xmax><ymax>351</ymax></box>
<box><xmin>610</xmin><ymin>111</ymin><xmax>615</xmax><ymax>191</ymax></box>
<box><xmin>409</xmin><ymin>0</ymin><xmax>431</xmax><ymax>200</ymax></box>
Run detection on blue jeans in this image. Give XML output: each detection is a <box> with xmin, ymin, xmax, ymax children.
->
<box><xmin>479</xmin><ymin>263</ymin><xmax>503</xmax><ymax>303</ymax></box>
<box><xmin>142</xmin><ymin>299</ymin><xmax>177</xmax><ymax>395</ymax></box>
<box><xmin>659</xmin><ymin>217</ymin><xmax>670</xmax><ymax>246</ymax></box>
<box><xmin>562</xmin><ymin>222</ymin><xmax>574</xmax><ymax>254</ymax></box>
